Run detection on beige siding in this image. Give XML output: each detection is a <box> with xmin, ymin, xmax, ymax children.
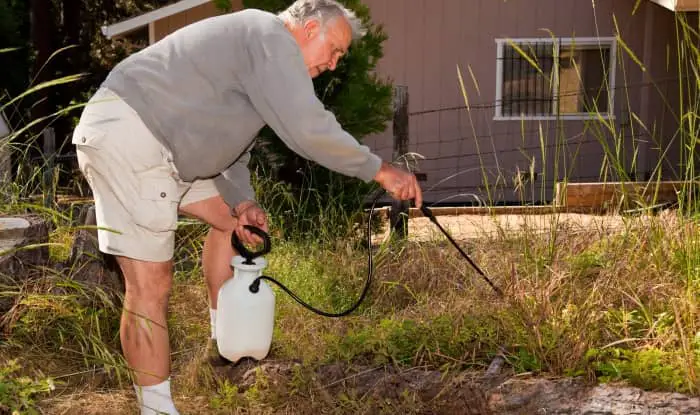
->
<box><xmin>152</xmin><ymin>0</ymin><xmax>243</xmax><ymax>42</ymax></box>
<box><xmin>362</xmin><ymin>0</ymin><xmax>682</xmax><ymax>204</ymax></box>
<box><xmin>642</xmin><ymin>4</ymin><xmax>686</xmax><ymax>180</ymax></box>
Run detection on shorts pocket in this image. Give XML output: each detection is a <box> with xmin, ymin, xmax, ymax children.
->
<box><xmin>71</xmin><ymin>123</ymin><xmax>106</xmax><ymax>149</ymax></box>
<box><xmin>131</xmin><ymin>175</ymin><xmax>181</xmax><ymax>233</ymax></box>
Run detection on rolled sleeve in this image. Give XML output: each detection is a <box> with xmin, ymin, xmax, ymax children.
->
<box><xmin>213</xmin><ymin>150</ymin><xmax>256</xmax><ymax>208</ymax></box>
<box><xmin>240</xmin><ymin>34</ymin><xmax>383</xmax><ymax>183</ymax></box>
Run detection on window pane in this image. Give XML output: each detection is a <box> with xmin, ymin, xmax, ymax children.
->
<box><xmin>558</xmin><ymin>45</ymin><xmax>610</xmax><ymax>114</ymax></box>
<box><xmin>501</xmin><ymin>42</ymin><xmax>555</xmax><ymax>116</ymax></box>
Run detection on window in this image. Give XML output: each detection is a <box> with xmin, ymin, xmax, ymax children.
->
<box><xmin>494</xmin><ymin>37</ymin><xmax>616</xmax><ymax>120</ymax></box>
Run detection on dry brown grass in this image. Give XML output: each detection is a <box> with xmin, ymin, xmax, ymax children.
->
<box><xmin>1</xmin><ymin>209</ymin><xmax>698</xmax><ymax>414</ymax></box>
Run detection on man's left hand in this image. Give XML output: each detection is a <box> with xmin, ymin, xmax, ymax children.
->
<box><xmin>232</xmin><ymin>200</ymin><xmax>269</xmax><ymax>246</ymax></box>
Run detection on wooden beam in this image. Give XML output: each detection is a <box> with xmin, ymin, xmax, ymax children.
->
<box><xmin>555</xmin><ymin>181</ymin><xmax>694</xmax><ymax>211</ymax></box>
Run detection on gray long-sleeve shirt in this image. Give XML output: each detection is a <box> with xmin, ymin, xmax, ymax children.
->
<box><xmin>101</xmin><ymin>8</ymin><xmax>382</xmax><ymax>208</ymax></box>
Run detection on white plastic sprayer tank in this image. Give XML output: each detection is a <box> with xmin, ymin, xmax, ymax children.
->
<box><xmin>216</xmin><ymin>254</ymin><xmax>275</xmax><ymax>363</ymax></box>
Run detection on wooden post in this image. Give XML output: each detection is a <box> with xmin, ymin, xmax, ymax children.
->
<box><xmin>42</xmin><ymin>127</ymin><xmax>55</xmax><ymax>208</ymax></box>
<box><xmin>390</xmin><ymin>86</ymin><xmax>409</xmax><ymax>239</ymax></box>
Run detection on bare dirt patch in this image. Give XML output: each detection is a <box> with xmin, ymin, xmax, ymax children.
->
<box><xmin>206</xmin><ymin>359</ymin><xmax>700</xmax><ymax>414</ymax></box>
<box><xmin>36</xmin><ymin>360</ymin><xmax>700</xmax><ymax>415</ymax></box>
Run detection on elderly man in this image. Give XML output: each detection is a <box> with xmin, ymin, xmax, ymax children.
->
<box><xmin>72</xmin><ymin>0</ymin><xmax>422</xmax><ymax>413</ymax></box>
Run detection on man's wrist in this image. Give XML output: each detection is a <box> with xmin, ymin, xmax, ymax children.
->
<box><xmin>373</xmin><ymin>161</ymin><xmax>390</xmax><ymax>183</ymax></box>
<box><xmin>232</xmin><ymin>200</ymin><xmax>259</xmax><ymax>217</ymax></box>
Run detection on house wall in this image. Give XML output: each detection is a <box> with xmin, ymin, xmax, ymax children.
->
<box><xmin>361</xmin><ymin>0</ymin><xmax>683</xmax><ymax>205</ymax></box>
<box><xmin>151</xmin><ymin>0</ymin><xmax>243</xmax><ymax>42</ymax></box>
<box><xmin>639</xmin><ymin>2</ymin><xmax>685</xmax><ymax>181</ymax></box>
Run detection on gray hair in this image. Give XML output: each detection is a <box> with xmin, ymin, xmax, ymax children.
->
<box><xmin>278</xmin><ymin>0</ymin><xmax>367</xmax><ymax>40</ymax></box>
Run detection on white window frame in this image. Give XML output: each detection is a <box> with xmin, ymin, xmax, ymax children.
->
<box><xmin>494</xmin><ymin>37</ymin><xmax>617</xmax><ymax>121</ymax></box>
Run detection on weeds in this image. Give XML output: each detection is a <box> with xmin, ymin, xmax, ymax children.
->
<box><xmin>0</xmin><ymin>359</ymin><xmax>55</xmax><ymax>415</ymax></box>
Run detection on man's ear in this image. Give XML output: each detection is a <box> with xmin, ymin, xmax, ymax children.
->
<box><xmin>303</xmin><ymin>19</ymin><xmax>321</xmax><ymax>39</ymax></box>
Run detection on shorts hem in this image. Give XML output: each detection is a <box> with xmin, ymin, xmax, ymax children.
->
<box><xmin>97</xmin><ymin>239</ymin><xmax>174</xmax><ymax>263</ymax></box>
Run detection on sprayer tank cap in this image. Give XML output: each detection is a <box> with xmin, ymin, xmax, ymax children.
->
<box><xmin>231</xmin><ymin>255</ymin><xmax>267</xmax><ymax>271</ymax></box>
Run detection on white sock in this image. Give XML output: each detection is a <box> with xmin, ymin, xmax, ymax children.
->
<box><xmin>134</xmin><ymin>378</ymin><xmax>179</xmax><ymax>415</ymax></box>
<box><xmin>210</xmin><ymin>308</ymin><xmax>217</xmax><ymax>340</ymax></box>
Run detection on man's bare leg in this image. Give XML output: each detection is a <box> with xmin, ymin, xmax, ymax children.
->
<box><xmin>202</xmin><ymin>227</ymin><xmax>235</xmax><ymax>310</ymax></box>
<box><xmin>116</xmin><ymin>256</ymin><xmax>179</xmax><ymax>414</ymax></box>
<box><xmin>118</xmin><ymin>256</ymin><xmax>173</xmax><ymax>384</ymax></box>
<box><xmin>180</xmin><ymin>196</ymin><xmax>236</xmax><ymax>344</ymax></box>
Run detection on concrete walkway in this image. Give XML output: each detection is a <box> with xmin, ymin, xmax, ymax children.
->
<box><xmin>372</xmin><ymin>211</ymin><xmax>670</xmax><ymax>244</ymax></box>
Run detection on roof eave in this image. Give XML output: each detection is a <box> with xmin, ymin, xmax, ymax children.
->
<box><xmin>101</xmin><ymin>0</ymin><xmax>211</xmax><ymax>39</ymax></box>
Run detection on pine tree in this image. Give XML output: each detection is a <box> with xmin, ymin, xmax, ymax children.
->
<box><xmin>241</xmin><ymin>0</ymin><xmax>393</xmax><ymax>238</ymax></box>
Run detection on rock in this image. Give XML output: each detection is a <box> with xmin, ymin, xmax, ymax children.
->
<box><xmin>0</xmin><ymin>215</ymin><xmax>50</xmax><ymax>276</ymax></box>
<box><xmin>489</xmin><ymin>377</ymin><xmax>700</xmax><ymax>415</ymax></box>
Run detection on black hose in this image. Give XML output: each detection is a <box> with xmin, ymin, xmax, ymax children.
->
<box><xmin>248</xmin><ymin>187</ymin><xmax>384</xmax><ymax>317</ymax></box>
<box><xmin>247</xmin><ymin>187</ymin><xmax>504</xmax><ymax>317</ymax></box>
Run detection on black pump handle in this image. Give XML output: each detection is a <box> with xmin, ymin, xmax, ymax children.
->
<box><xmin>231</xmin><ymin>225</ymin><xmax>272</xmax><ymax>263</ymax></box>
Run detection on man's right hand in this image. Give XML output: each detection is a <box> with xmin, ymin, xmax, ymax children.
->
<box><xmin>373</xmin><ymin>161</ymin><xmax>423</xmax><ymax>208</ymax></box>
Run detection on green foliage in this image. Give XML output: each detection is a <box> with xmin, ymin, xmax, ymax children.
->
<box><xmin>586</xmin><ymin>347</ymin><xmax>695</xmax><ymax>393</ymax></box>
<box><xmin>210</xmin><ymin>368</ymin><xmax>278</xmax><ymax>411</ymax></box>
<box><xmin>4</xmin><ymin>276</ymin><xmax>126</xmax><ymax>382</ymax></box>
<box><xmin>512</xmin><ymin>348</ymin><xmax>544</xmax><ymax>373</ymax></box>
<box><xmin>0</xmin><ymin>359</ymin><xmax>55</xmax><ymax>415</ymax></box>
<box><xmin>0</xmin><ymin>0</ymin><xmax>174</xmax><ymax>162</ymax></box>
<box><xmin>244</xmin><ymin>0</ymin><xmax>393</xmax><ymax>239</ymax></box>
<box><xmin>213</xmin><ymin>0</ymin><xmax>234</xmax><ymax>12</ymax></box>
<box><xmin>0</xmin><ymin>0</ymin><xmax>30</xmax><ymax>102</ymax></box>
<box><xmin>567</xmin><ymin>235</ymin><xmax>622</xmax><ymax>278</ymax></box>
<box><xmin>252</xmin><ymin>168</ymin><xmax>384</xmax><ymax>241</ymax></box>
<box><xmin>262</xmin><ymin>237</ymin><xmax>373</xmax><ymax>314</ymax></box>
<box><xmin>210</xmin><ymin>379</ymin><xmax>244</xmax><ymax>409</ymax></box>
<box><xmin>329</xmin><ymin>315</ymin><xmax>499</xmax><ymax>367</ymax></box>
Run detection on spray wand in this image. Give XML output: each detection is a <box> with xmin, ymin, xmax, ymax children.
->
<box><xmin>229</xmin><ymin>187</ymin><xmax>508</xmax><ymax>374</ymax></box>
<box><xmin>235</xmin><ymin>188</ymin><xmax>505</xmax><ymax>317</ymax></box>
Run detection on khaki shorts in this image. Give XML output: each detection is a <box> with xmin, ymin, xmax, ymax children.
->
<box><xmin>72</xmin><ymin>87</ymin><xmax>220</xmax><ymax>262</ymax></box>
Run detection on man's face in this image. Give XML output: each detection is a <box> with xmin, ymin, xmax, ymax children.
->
<box><xmin>297</xmin><ymin>16</ymin><xmax>352</xmax><ymax>78</ymax></box>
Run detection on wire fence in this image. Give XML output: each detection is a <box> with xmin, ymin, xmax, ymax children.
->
<box><xmin>367</xmin><ymin>76</ymin><xmax>682</xmax><ymax>206</ymax></box>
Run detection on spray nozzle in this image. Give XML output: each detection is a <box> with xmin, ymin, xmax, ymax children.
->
<box><xmin>419</xmin><ymin>205</ymin><xmax>436</xmax><ymax>221</ymax></box>
<box><xmin>231</xmin><ymin>225</ymin><xmax>272</xmax><ymax>265</ymax></box>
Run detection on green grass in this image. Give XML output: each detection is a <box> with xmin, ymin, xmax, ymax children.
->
<box><xmin>272</xmin><ymin>216</ymin><xmax>698</xmax><ymax>383</ymax></box>
<box><xmin>0</xmin><ymin>359</ymin><xmax>55</xmax><ymax>415</ymax></box>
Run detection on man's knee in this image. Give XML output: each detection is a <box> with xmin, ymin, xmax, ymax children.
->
<box><xmin>118</xmin><ymin>257</ymin><xmax>174</xmax><ymax>305</ymax></box>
